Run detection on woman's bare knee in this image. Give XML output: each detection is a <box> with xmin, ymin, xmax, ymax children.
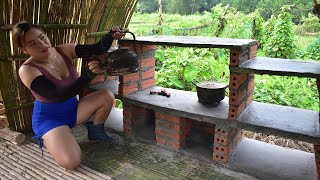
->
<box><xmin>57</xmin><ymin>151</ymin><xmax>81</xmax><ymax>170</ymax></box>
<box><xmin>100</xmin><ymin>89</ymin><xmax>115</xmax><ymax>102</ymax></box>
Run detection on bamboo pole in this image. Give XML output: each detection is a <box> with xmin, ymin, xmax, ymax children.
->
<box><xmin>0</xmin><ymin>128</ymin><xmax>25</xmax><ymax>145</ymax></box>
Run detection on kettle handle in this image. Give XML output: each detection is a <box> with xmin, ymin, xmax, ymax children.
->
<box><xmin>192</xmin><ymin>80</ymin><xmax>200</xmax><ymax>86</ymax></box>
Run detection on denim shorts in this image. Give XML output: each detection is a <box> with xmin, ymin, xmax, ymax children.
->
<box><xmin>32</xmin><ymin>96</ymin><xmax>78</xmax><ymax>140</ymax></box>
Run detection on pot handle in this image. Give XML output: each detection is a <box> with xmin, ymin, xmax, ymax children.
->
<box><xmin>192</xmin><ymin>80</ymin><xmax>200</xmax><ymax>86</ymax></box>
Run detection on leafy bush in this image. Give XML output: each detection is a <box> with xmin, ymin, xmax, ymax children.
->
<box><xmin>304</xmin><ymin>37</ymin><xmax>320</xmax><ymax>61</ymax></box>
<box><xmin>254</xmin><ymin>75</ymin><xmax>318</xmax><ymax>111</ymax></box>
<box><xmin>251</xmin><ymin>10</ymin><xmax>265</xmax><ymax>47</ymax></box>
<box><xmin>264</xmin><ymin>6</ymin><xmax>297</xmax><ymax>58</ymax></box>
<box><xmin>155</xmin><ymin>47</ymin><xmax>229</xmax><ymax>91</ymax></box>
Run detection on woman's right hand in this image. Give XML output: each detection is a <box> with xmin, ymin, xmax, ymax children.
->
<box><xmin>110</xmin><ymin>26</ymin><xmax>125</xmax><ymax>39</ymax></box>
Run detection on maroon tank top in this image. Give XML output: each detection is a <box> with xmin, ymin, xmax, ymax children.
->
<box><xmin>23</xmin><ymin>47</ymin><xmax>79</xmax><ymax>103</ymax></box>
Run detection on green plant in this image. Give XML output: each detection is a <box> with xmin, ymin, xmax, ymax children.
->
<box><xmin>304</xmin><ymin>37</ymin><xmax>320</xmax><ymax>61</ymax></box>
<box><xmin>155</xmin><ymin>47</ymin><xmax>229</xmax><ymax>91</ymax></box>
<box><xmin>251</xmin><ymin>10</ymin><xmax>265</xmax><ymax>47</ymax></box>
<box><xmin>263</xmin><ymin>6</ymin><xmax>297</xmax><ymax>58</ymax></box>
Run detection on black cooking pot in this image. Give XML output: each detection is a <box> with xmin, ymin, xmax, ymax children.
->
<box><xmin>192</xmin><ymin>80</ymin><xmax>228</xmax><ymax>106</ymax></box>
<box><xmin>92</xmin><ymin>31</ymin><xmax>139</xmax><ymax>76</ymax></box>
<box><xmin>101</xmin><ymin>47</ymin><xmax>139</xmax><ymax>76</ymax></box>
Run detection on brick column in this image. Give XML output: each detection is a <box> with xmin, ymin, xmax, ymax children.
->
<box><xmin>213</xmin><ymin>125</ymin><xmax>243</xmax><ymax>164</ymax></box>
<box><xmin>155</xmin><ymin>112</ymin><xmax>192</xmax><ymax>149</ymax></box>
<box><xmin>314</xmin><ymin>145</ymin><xmax>320</xmax><ymax>179</ymax></box>
<box><xmin>228</xmin><ymin>44</ymin><xmax>257</xmax><ymax>120</ymax></box>
<box><xmin>118</xmin><ymin>42</ymin><xmax>157</xmax><ymax>95</ymax></box>
<box><xmin>122</xmin><ymin>102</ymin><xmax>152</xmax><ymax>136</ymax></box>
<box><xmin>228</xmin><ymin>73</ymin><xmax>255</xmax><ymax>120</ymax></box>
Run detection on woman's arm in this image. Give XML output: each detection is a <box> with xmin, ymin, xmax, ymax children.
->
<box><xmin>30</xmin><ymin>75</ymin><xmax>91</xmax><ymax>102</ymax></box>
<box><xmin>59</xmin><ymin>27</ymin><xmax>125</xmax><ymax>60</ymax></box>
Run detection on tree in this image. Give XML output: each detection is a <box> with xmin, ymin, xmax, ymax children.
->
<box><xmin>136</xmin><ymin>0</ymin><xmax>159</xmax><ymax>13</ymax></box>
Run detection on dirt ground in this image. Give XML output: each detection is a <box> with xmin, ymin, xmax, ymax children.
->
<box><xmin>244</xmin><ymin>131</ymin><xmax>314</xmax><ymax>153</ymax></box>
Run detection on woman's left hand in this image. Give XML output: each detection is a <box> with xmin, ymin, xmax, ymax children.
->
<box><xmin>87</xmin><ymin>61</ymin><xmax>106</xmax><ymax>84</ymax></box>
<box><xmin>87</xmin><ymin>61</ymin><xmax>105</xmax><ymax>74</ymax></box>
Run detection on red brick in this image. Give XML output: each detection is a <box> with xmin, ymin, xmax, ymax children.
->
<box><xmin>123</xmin><ymin>103</ymin><xmax>140</xmax><ymax>111</ymax></box>
<box><xmin>142</xmin><ymin>69</ymin><xmax>155</xmax><ymax>80</ymax></box>
<box><xmin>228</xmin><ymin>101</ymin><xmax>246</xmax><ymax>120</ymax></box>
<box><xmin>229</xmin><ymin>49</ymin><xmax>240</xmax><ymax>66</ymax></box>
<box><xmin>141</xmin><ymin>57</ymin><xmax>156</xmax><ymax>63</ymax></box>
<box><xmin>229</xmin><ymin>73</ymin><xmax>249</xmax><ymax>89</ymax></box>
<box><xmin>214</xmin><ymin>135</ymin><xmax>229</xmax><ymax>146</ymax></box>
<box><xmin>246</xmin><ymin>91</ymin><xmax>254</xmax><ymax>106</ymax></box>
<box><xmin>136</xmin><ymin>44</ymin><xmax>157</xmax><ymax>53</ymax></box>
<box><xmin>247</xmin><ymin>76</ymin><xmax>255</xmax><ymax>94</ymax></box>
<box><xmin>119</xmin><ymin>43</ymin><xmax>157</xmax><ymax>53</ymax></box>
<box><xmin>118</xmin><ymin>87</ymin><xmax>138</xmax><ymax>95</ymax></box>
<box><xmin>155</xmin><ymin>112</ymin><xmax>183</xmax><ymax>124</ymax></box>
<box><xmin>155</xmin><ymin>128</ymin><xmax>184</xmax><ymax>140</ymax></box>
<box><xmin>250</xmin><ymin>44</ymin><xmax>258</xmax><ymax>52</ymax></box>
<box><xmin>229</xmin><ymin>88</ymin><xmax>247</xmax><ymax>106</ymax></box>
<box><xmin>123</xmin><ymin>108</ymin><xmax>145</xmax><ymax>118</ymax></box>
<box><xmin>214</xmin><ymin>145</ymin><xmax>229</xmax><ymax>156</ymax></box>
<box><xmin>141</xmin><ymin>78</ymin><xmax>155</xmax><ymax>86</ymax></box>
<box><xmin>215</xmin><ymin>126</ymin><xmax>232</xmax><ymax>137</ymax></box>
<box><xmin>156</xmin><ymin>119</ymin><xmax>183</xmax><ymax>131</ymax></box>
<box><xmin>314</xmin><ymin>145</ymin><xmax>320</xmax><ymax>155</ymax></box>
<box><xmin>250</xmin><ymin>50</ymin><xmax>257</xmax><ymax>58</ymax></box>
<box><xmin>124</xmin><ymin>127</ymin><xmax>133</xmax><ymax>135</ymax></box>
<box><xmin>141</xmin><ymin>60</ymin><xmax>156</xmax><ymax>68</ymax></box>
<box><xmin>107</xmin><ymin>76</ymin><xmax>118</xmax><ymax>80</ymax></box>
<box><xmin>119</xmin><ymin>82</ymin><xmax>138</xmax><ymax>90</ymax></box>
<box><xmin>213</xmin><ymin>152</ymin><xmax>228</xmax><ymax>164</ymax></box>
<box><xmin>229</xmin><ymin>48</ymin><xmax>249</xmax><ymax>66</ymax></box>
<box><xmin>141</xmin><ymin>81</ymin><xmax>156</xmax><ymax>90</ymax></box>
<box><xmin>119</xmin><ymin>72</ymin><xmax>140</xmax><ymax>83</ymax></box>
<box><xmin>156</xmin><ymin>136</ymin><xmax>167</xmax><ymax>145</ymax></box>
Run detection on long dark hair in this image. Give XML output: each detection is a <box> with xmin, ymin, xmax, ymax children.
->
<box><xmin>12</xmin><ymin>21</ymin><xmax>43</xmax><ymax>48</ymax></box>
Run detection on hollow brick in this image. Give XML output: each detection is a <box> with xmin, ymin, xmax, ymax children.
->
<box><xmin>228</xmin><ymin>101</ymin><xmax>246</xmax><ymax>120</ymax></box>
<box><xmin>229</xmin><ymin>73</ymin><xmax>249</xmax><ymax>89</ymax></box>
<box><xmin>213</xmin><ymin>152</ymin><xmax>228</xmax><ymax>164</ymax></box>
<box><xmin>229</xmin><ymin>88</ymin><xmax>247</xmax><ymax>106</ymax></box>
<box><xmin>229</xmin><ymin>48</ymin><xmax>250</xmax><ymax>66</ymax></box>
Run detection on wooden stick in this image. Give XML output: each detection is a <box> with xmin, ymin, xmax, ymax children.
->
<box><xmin>0</xmin><ymin>128</ymin><xmax>25</xmax><ymax>145</ymax></box>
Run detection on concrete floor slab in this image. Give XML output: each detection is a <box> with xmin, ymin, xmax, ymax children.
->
<box><xmin>229</xmin><ymin>138</ymin><xmax>316</xmax><ymax>180</ymax></box>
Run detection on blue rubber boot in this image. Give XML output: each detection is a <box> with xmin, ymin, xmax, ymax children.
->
<box><xmin>87</xmin><ymin>122</ymin><xmax>115</xmax><ymax>143</ymax></box>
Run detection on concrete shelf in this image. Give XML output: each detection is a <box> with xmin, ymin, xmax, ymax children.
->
<box><xmin>236</xmin><ymin>101</ymin><xmax>320</xmax><ymax>144</ymax></box>
<box><xmin>230</xmin><ymin>57</ymin><xmax>320</xmax><ymax>79</ymax></box>
<box><xmin>121</xmin><ymin>35</ymin><xmax>258</xmax><ymax>49</ymax></box>
<box><xmin>115</xmin><ymin>86</ymin><xmax>320</xmax><ymax>144</ymax></box>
